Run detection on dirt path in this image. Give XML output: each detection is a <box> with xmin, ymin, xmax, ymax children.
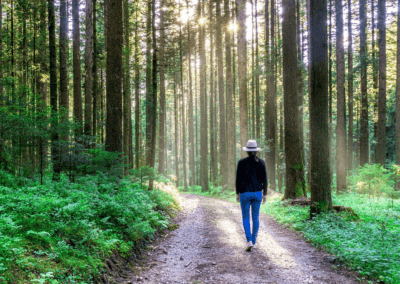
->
<box><xmin>119</xmin><ymin>193</ymin><xmax>370</xmax><ymax>284</ymax></box>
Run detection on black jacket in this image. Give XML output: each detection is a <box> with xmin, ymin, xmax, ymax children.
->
<box><xmin>235</xmin><ymin>157</ymin><xmax>268</xmax><ymax>195</ymax></box>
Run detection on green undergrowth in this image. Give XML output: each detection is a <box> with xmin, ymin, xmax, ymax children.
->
<box><xmin>262</xmin><ymin>192</ymin><xmax>400</xmax><ymax>284</ymax></box>
<box><xmin>0</xmin><ymin>170</ymin><xmax>181</xmax><ymax>283</ymax></box>
<box><xmin>179</xmin><ymin>184</ymin><xmax>236</xmax><ymax>200</ymax></box>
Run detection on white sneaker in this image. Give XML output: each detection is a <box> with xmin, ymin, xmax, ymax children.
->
<box><xmin>253</xmin><ymin>243</ymin><xmax>256</xmax><ymax>249</ymax></box>
<box><xmin>245</xmin><ymin>241</ymin><xmax>253</xmax><ymax>251</ymax></box>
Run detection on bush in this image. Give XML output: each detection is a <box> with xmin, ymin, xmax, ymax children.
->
<box><xmin>0</xmin><ymin>171</ymin><xmax>179</xmax><ymax>283</ymax></box>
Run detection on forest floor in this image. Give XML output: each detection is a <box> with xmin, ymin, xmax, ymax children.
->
<box><xmin>114</xmin><ymin>192</ymin><xmax>373</xmax><ymax>284</ymax></box>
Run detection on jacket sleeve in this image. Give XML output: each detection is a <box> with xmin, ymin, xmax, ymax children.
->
<box><xmin>235</xmin><ymin>160</ymin><xmax>242</xmax><ymax>194</ymax></box>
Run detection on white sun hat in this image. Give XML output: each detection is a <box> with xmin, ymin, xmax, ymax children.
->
<box><xmin>242</xmin><ymin>140</ymin><xmax>261</xmax><ymax>152</ymax></box>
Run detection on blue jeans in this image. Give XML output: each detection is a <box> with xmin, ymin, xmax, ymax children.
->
<box><xmin>240</xmin><ymin>191</ymin><xmax>262</xmax><ymax>244</ymax></box>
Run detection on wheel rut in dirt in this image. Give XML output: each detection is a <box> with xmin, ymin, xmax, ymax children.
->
<box><xmin>121</xmin><ymin>193</ymin><xmax>371</xmax><ymax>284</ymax></box>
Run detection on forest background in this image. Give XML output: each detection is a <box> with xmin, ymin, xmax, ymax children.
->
<box><xmin>1</xmin><ymin>0</ymin><xmax>400</xmax><ymax>282</ymax></box>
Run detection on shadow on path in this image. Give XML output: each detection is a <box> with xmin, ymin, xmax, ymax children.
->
<box><xmin>120</xmin><ymin>193</ymin><xmax>371</xmax><ymax>284</ymax></box>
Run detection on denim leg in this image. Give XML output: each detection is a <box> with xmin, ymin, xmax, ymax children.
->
<box><xmin>240</xmin><ymin>193</ymin><xmax>252</xmax><ymax>242</ymax></box>
<box><xmin>251</xmin><ymin>191</ymin><xmax>262</xmax><ymax>244</ymax></box>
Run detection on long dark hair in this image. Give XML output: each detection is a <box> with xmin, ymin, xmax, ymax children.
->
<box><xmin>247</xmin><ymin>151</ymin><xmax>259</xmax><ymax>162</ymax></box>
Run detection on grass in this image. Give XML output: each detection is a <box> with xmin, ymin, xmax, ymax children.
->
<box><xmin>0</xmin><ymin>170</ymin><xmax>181</xmax><ymax>283</ymax></box>
<box><xmin>263</xmin><ymin>192</ymin><xmax>400</xmax><ymax>284</ymax></box>
<box><xmin>181</xmin><ymin>184</ymin><xmax>400</xmax><ymax>284</ymax></box>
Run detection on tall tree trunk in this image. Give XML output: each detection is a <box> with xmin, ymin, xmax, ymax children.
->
<box><xmin>216</xmin><ymin>0</ymin><xmax>227</xmax><ymax>188</ymax></box>
<box><xmin>179</xmin><ymin>4</ymin><xmax>187</xmax><ymax>190</ymax></box>
<box><xmin>266</xmin><ymin>0</ymin><xmax>277</xmax><ymax>191</ymax></box>
<box><xmin>123</xmin><ymin>0</ymin><xmax>131</xmax><ymax>173</ymax></box>
<box><xmin>200</xmin><ymin>1</ymin><xmax>208</xmax><ymax>191</ymax></box>
<box><xmin>60</xmin><ymin>0</ymin><xmax>69</xmax><ymax>170</ymax></box>
<box><xmin>335</xmin><ymin>0</ymin><xmax>346</xmax><ymax>192</ymax></box>
<box><xmin>187</xmin><ymin>1</ymin><xmax>195</xmax><ymax>186</ymax></box>
<box><xmin>251</xmin><ymin>3</ymin><xmax>255</xmax><ymax>139</ymax></box>
<box><xmin>348</xmin><ymin>0</ymin><xmax>354</xmax><ymax>171</ymax></box>
<box><xmin>195</xmin><ymin>37</ymin><xmax>199</xmax><ymax>185</ymax></box>
<box><xmin>278</xmin><ymin>101</ymin><xmax>284</xmax><ymax>192</ymax></box>
<box><xmin>297</xmin><ymin>0</ymin><xmax>305</xmax><ymax>187</ymax></box>
<box><xmin>145</xmin><ymin>1</ymin><xmax>152</xmax><ymax>165</ymax></box>
<box><xmin>0</xmin><ymin>0</ymin><xmax>3</xmax><ymax>168</ymax></box>
<box><xmin>134</xmin><ymin>8</ymin><xmax>140</xmax><ymax>169</ymax></box>
<box><xmin>73</xmin><ymin>0</ymin><xmax>83</xmax><ymax>136</ymax></box>
<box><xmin>48</xmin><ymin>0</ymin><xmax>60</xmax><ymax>179</ymax></box>
<box><xmin>237</xmin><ymin>0</ymin><xmax>248</xmax><ymax>159</ymax></box>
<box><xmin>93</xmin><ymin>0</ymin><xmax>98</xmax><ymax>143</ymax></box>
<box><xmin>372</xmin><ymin>0</ymin><xmax>378</xmax><ymax>162</ymax></box>
<box><xmin>158</xmin><ymin>0</ymin><xmax>166</xmax><ymax>175</ymax></box>
<box><xmin>282</xmin><ymin>0</ymin><xmax>305</xmax><ymax>199</ymax></box>
<box><xmin>209</xmin><ymin>0</ymin><xmax>216</xmax><ymax>185</ymax></box>
<box><xmin>377</xmin><ymin>0</ymin><xmax>386</xmax><ymax>166</ymax></box>
<box><xmin>225</xmin><ymin>0</ymin><xmax>235</xmax><ymax>190</ymax></box>
<box><xmin>255</xmin><ymin>0</ymin><xmax>260</xmax><ymax>141</ymax></box>
<box><xmin>360</xmin><ymin>0</ymin><xmax>369</xmax><ymax>166</ymax></box>
<box><xmin>37</xmin><ymin>1</ymin><xmax>48</xmax><ymax>182</ymax></box>
<box><xmin>309</xmin><ymin>0</ymin><xmax>332</xmax><ymax>215</ymax></box>
<box><xmin>0</xmin><ymin>0</ymin><xmax>2</xmax><ymax>104</ymax></box>
<box><xmin>105</xmin><ymin>0</ymin><xmax>123</xmax><ymax>154</ymax></box>
<box><xmin>174</xmin><ymin>65</ymin><xmax>179</xmax><ymax>187</ymax></box>
<box><xmin>396</xmin><ymin>0</ymin><xmax>400</xmax><ymax>190</ymax></box>
<box><xmin>328</xmin><ymin>0</ymin><xmax>333</xmax><ymax>179</ymax></box>
<box><xmin>148</xmin><ymin>0</ymin><xmax>158</xmax><ymax>190</ymax></box>
<box><xmin>85</xmin><ymin>0</ymin><xmax>93</xmax><ymax>138</ymax></box>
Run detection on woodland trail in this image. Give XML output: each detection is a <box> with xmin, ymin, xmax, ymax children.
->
<box><xmin>118</xmin><ymin>193</ymin><xmax>371</xmax><ymax>284</ymax></box>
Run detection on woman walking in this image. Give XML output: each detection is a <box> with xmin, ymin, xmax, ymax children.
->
<box><xmin>236</xmin><ymin>140</ymin><xmax>268</xmax><ymax>251</ymax></box>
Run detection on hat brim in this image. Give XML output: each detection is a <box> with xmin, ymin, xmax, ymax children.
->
<box><xmin>242</xmin><ymin>147</ymin><xmax>261</xmax><ymax>152</ymax></box>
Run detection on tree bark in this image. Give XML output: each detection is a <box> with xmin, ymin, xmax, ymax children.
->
<box><xmin>297</xmin><ymin>0</ymin><xmax>305</xmax><ymax>189</ymax></box>
<box><xmin>179</xmin><ymin>4</ymin><xmax>187</xmax><ymax>190</ymax></box>
<box><xmin>134</xmin><ymin>7</ymin><xmax>140</xmax><ymax>169</ymax></box>
<box><xmin>216</xmin><ymin>0</ymin><xmax>227</xmax><ymax>188</ymax></box>
<box><xmin>282</xmin><ymin>0</ymin><xmax>305</xmax><ymax>199</ymax></box>
<box><xmin>347</xmin><ymin>0</ymin><xmax>354</xmax><ymax>171</ymax></box>
<box><xmin>372</xmin><ymin>0</ymin><xmax>378</xmax><ymax>163</ymax></box>
<box><xmin>377</xmin><ymin>0</ymin><xmax>386</xmax><ymax>166</ymax></box>
<box><xmin>48</xmin><ymin>0</ymin><xmax>60</xmax><ymax>179</ymax></box>
<box><xmin>209</xmin><ymin>0</ymin><xmax>216</xmax><ymax>185</ymax></box>
<box><xmin>85</xmin><ymin>0</ymin><xmax>93</xmax><ymax>138</ymax></box>
<box><xmin>328</xmin><ymin>0</ymin><xmax>333</xmax><ymax>180</ymax></box>
<box><xmin>158</xmin><ymin>0</ymin><xmax>166</xmax><ymax>175</ymax></box>
<box><xmin>93</xmin><ymin>0</ymin><xmax>99</xmax><ymax>147</ymax></box>
<box><xmin>105</xmin><ymin>0</ymin><xmax>123</xmax><ymax>154</ymax></box>
<box><xmin>237</xmin><ymin>0</ymin><xmax>248</xmax><ymax>159</ymax></box>
<box><xmin>225</xmin><ymin>0</ymin><xmax>235</xmax><ymax>190</ymax></box>
<box><xmin>0</xmin><ymin>0</ymin><xmax>2</xmax><ymax>104</ymax></box>
<box><xmin>123</xmin><ymin>0</ymin><xmax>131</xmax><ymax>173</ymax></box>
<box><xmin>335</xmin><ymin>0</ymin><xmax>346</xmax><ymax>193</ymax></box>
<box><xmin>73</xmin><ymin>0</ymin><xmax>83</xmax><ymax>136</ymax></box>
<box><xmin>187</xmin><ymin>1</ymin><xmax>195</xmax><ymax>186</ymax></box>
<box><xmin>145</xmin><ymin>1</ymin><xmax>152</xmax><ymax>165</ymax></box>
<box><xmin>200</xmin><ymin>1</ymin><xmax>208</xmax><ymax>191</ymax></box>
<box><xmin>266</xmin><ymin>0</ymin><xmax>277</xmax><ymax>191</ymax></box>
<box><xmin>0</xmin><ymin>0</ymin><xmax>3</xmax><ymax>168</ymax></box>
<box><xmin>278</xmin><ymin>101</ymin><xmax>284</xmax><ymax>192</ymax></box>
<box><xmin>60</xmin><ymin>0</ymin><xmax>69</xmax><ymax>168</ymax></box>
<box><xmin>173</xmin><ymin>63</ymin><xmax>179</xmax><ymax>186</ymax></box>
<box><xmin>149</xmin><ymin>0</ymin><xmax>158</xmax><ymax>190</ymax></box>
<box><xmin>396</xmin><ymin>0</ymin><xmax>400</xmax><ymax>189</ymax></box>
<box><xmin>309</xmin><ymin>0</ymin><xmax>332</xmax><ymax>215</ymax></box>
<box><xmin>360</xmin><ymin>0</ymin><xmax>369</xmax><ymax>166</ymax></box>
<box><xmin>255</xmin><ymin>0</ymin><xmax>260</xmax><ymax>141</ymax></box>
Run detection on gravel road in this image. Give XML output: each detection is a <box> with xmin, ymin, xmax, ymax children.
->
<box><xmin>119</xmin><ymin>193</ymin><xmax>371</xmax><ymax>284</ymax></box>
